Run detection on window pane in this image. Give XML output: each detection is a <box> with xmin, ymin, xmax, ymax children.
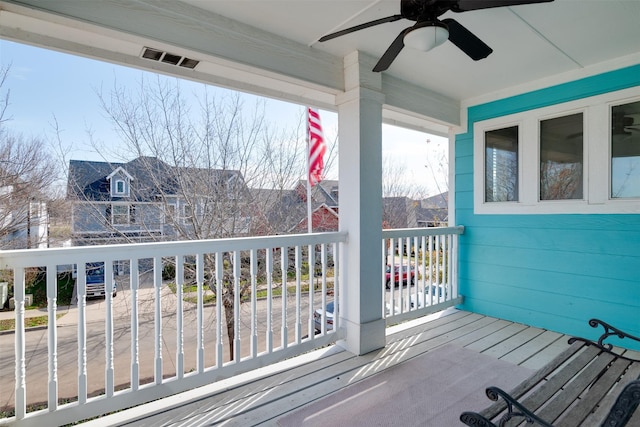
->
<box><xmin>611</xmin><ymin>100</ymin><xmax>640</xmax><ymax>198</ymax></box>
<box><xmin>540</xmin><ymin>113</ymin><xmax>583</xmax><ymax>200</ymax></box>
<box><xmin>112</xmin><ymin>204</ymin><xmax>128</xmax><ymax>224</ymax></box>
<box><xmin>485</xmin><ymin>126</ymin><xmax>518</xmax><ymax>202</ymax></box>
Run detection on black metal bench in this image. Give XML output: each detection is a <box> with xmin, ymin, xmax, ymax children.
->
<box><xmin>460</xmin><ymin>319</ymin><xmax>640</xmax><ymax>427</ymax></box>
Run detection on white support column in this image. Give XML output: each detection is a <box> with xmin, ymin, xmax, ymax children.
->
<box><xmin>337</xmin><ymin>51</ymin><xmax>386</xmax><ymax>355</ymax></box>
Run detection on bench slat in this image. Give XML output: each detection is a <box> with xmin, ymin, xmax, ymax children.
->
<box><xmin>463</xmin><ymin>319</ymin><xmax>640</xmax><ymax>427</ymax></box>
<box><xmin>479</xmin><ymin>341</ymin><xmax>586</xmax><ymax>421</ymax></box>
<box><xmin>554</xmin><ymin>357</ymin><xmax>631</xmax><ymax>427</ymax></box>
<box><xmin>585</xmin><ymin>362</ymin><xmax>640</xmax><ymax>426</ymax></box>
<box><xmin>501</xmin><ymin>345</ymin><xmax>602</xmax><ymax>425</ymax></box>
<box><xmin>535</xmin><ymin>351</ymin><xmax>616</xmax><ymax>424</ymax></box>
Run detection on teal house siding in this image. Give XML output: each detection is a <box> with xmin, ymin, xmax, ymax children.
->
<box><xmin>456</xmin><ymin>65</ymin><xmax>640</xmax><ymax>347</ymax></box>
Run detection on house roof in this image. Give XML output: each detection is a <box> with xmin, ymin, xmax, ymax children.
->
<box><xmin>67</xmin><ymin>157</ymin><xmax>245</xmax><ymax>202</ymax></box>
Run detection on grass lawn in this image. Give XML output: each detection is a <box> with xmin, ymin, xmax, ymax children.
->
<box><xmin>0</xmin><ymin>312</ymin><xmax>66</xmax><ymax>332</ymax></box>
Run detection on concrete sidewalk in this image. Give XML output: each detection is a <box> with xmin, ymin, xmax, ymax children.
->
<box><xmin>0</xmin><ymin>301</ymin><xmax>113</xmax><ymax>333</ymax></box>
<box><xmin>0</xmin><ymin>305</ymin><xmax>70</xmax><ymax>320</ymax></box>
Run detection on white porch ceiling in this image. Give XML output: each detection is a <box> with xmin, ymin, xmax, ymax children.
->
<box><xmin>1</xmin><ymin>0</ymin><xmax>640</xmax><ymax>132</ymax></box>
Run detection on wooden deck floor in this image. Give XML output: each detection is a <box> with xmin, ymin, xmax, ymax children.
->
<box><xmin>87</xmin><ymin>309</ymin><xmax>575</xmax><ymax>426</ymax></box>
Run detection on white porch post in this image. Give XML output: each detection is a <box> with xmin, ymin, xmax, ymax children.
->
<box><xmin>337</xmin><ymin>52</ymin><xmax>386</xmax><ymax>355</ymax></box>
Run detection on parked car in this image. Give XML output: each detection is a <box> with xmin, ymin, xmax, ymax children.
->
<box><xmin>409</xmin><ymin>286</ymin><xmax>447</xmax><ymax>309</ymax></box>
<box><xmin>84</xmin><ymin>262</ymin><xmax>117</xmax><ymax>298</ymax></box>
<box><xmin>314</xmin><ymin>301</ymin><xmax>335</xmax><ymax>332</ymax></box>
<box><xmin>385</xmin><ymin>264</ymin><xmax>415</xmax><ymax>289</ymax></box>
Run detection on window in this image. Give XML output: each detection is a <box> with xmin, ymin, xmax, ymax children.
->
<box><xmin>473</xmin><ymin>85</ymin><xmax>640</xmax><ymax>214</ymax></box>
<box><xmin>165</xmin><ymin>204</ymin><xmax>176</xmax><ymax>223</ymax></box>
<box><xmin>129</xmin><ymin>205</ymin><xmax>136</xmax><ymax>224</ymax></box>
<box><xmin>485</xmin><ymin>126</ymin><xmax>519</xmax><ymax>202</ymax></box>
<box><xmin>611</xmin><ymin>100</ymin><xmax>640</xmax><ymax>198</ymax></box>
<box><xmin>112</xmin><ymin>204</ymin><xmax>129</xmax><ymax>224</ymax></box>
<box><xmin>183</xmin><ymin>204</ymin><xmax>193</xmax><ymax>224</ymax></box>
<box><xmin>539</xmin><ymin>113</ymin><xmax>584</xmax><ymax>200</ymax></box>
<box><xmin>115</xmin><ymin>180</ymin><xmax>125</xmax><ymax>195</ymax></box>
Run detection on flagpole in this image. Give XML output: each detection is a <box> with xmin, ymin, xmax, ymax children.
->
<box><xmin>306</xmin><ymin>108</ymin><xmax>313</xmax><ymax>234</ymax></box>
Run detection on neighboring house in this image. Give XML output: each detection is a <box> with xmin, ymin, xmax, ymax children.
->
<box><xmin>67</xmin><ymin>156</ymin><xmax>251</xmax><ymax>245</ymax></box>
<box><xmin>417</xmin><ymin>192</ymin><xmax>448</xmax><ymax>228</ymax></box>
<box><xmin>250</xmin><ymin>180</ymin><xmax>340</xmax><ymax>234</ymax></box>
<box><xmin>290</xmin><ymin>203</ymin><xmax>339</xmax><ymax>233</ymax></box>
<box><xmin>254</xmin><ymin>179</ymin><xmax>447</xmax><ymax>233</ymax></box>
<box><xmin>383</xmin><ymin>192</ymin><xmax>449</xmax><ymax>229</ymax></box>
<box><xmin>0</xmin><ymin>182</ymin><xmax>49</xmax><ymax>249</ymax></box>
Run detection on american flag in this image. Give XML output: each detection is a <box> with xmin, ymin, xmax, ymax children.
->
<box><xmin>308</xmin><ymin>108</ymin><xmax>326</xmax><ymax>187</ymax></box>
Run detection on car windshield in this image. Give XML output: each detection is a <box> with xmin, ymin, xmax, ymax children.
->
<box><xmin>326</xmin><ymin>301</ymin><xmax>334</xmax><ymax>313</ymax></box>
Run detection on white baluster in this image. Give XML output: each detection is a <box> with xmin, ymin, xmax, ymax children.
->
<box><xmin>176</xmin><ymin>255</ymin><xmax>184</xmax><ymax>378</ymax></box>
<box><xmin>333</xmin><ymin>242</ymin><xmax>340</xmax><ymax>333</ymax></box>
<box><xmin>105</xmin><ymin>260</ymin><xmax>114</xmax><ymax>397</ymax></box>
<box><xmin>250</xmin><ymin>248</ymin><xmax>258</xmax><ymax>358</ymax></box>
<box><xmin>215</xmin><ymin>252</ymin><xmax>223</xmax><ymax>367</ymax></box>
<box><xmin>295</xmin><ymin>245</ymin><xmax>302</xmax><ymax>344</ymax></box>
<box><xmin>47</xmin><ymin>264</ymin><xmax>58</xmax><ymax>411</ymax></box>
<box><xmin>196</xmin><ymin>253</ymin><xmax>204</xmax><ymax>373</ymax></box>
<box><xmin>77</xmin><ymin>263</ymin><xmax>88</xmax><ymax>404</ymax></box>
<box><xmin>266</xmin><ymin>248</ymin><xmax>273</xmax><ymax>353</ymax></box>
<box><xmin>320</xmin><ymin>244</ymin><xmax>327</xmax><ymax>334</ymax></box>
<box><xmin>233</xmin><ymin>250</ymin><xmax>241</xmax><ymax>362</ymax></box>
<box><xmin>154</xmin><ymin>257</ymin><xmax>163</xmax><ymax>384</ymax></box>
<box><xmin>281</xmin><ymin>247</ymin><xmax>288</xmax><ymax>349</ymax></box>
<box><xmin>130</xmin><ymin>259</ymin><xmax>139</xmax><ymax>390</ymax></box>
<box><xmin>308</xmin><ymin>244</ymin><xmax>314</xmax><ymax>339</ymax></box>
<box><xmin>14</xmin><ymin>267</ymin><xmax>26</xmax><ymax>419</ymax></box>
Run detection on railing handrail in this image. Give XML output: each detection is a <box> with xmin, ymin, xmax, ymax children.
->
<box><xmin>0</xmin><ymin>231</ymin><xmax>348</xmax><ymax>268</ymax></box>
<box><xmin>382</xmin><ymin>226</ymin><xmax>464</xmax><ymax>240</ymax></box>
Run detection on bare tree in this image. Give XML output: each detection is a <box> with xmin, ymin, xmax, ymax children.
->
<box><xmin>68</xmin><ymin>76</ymin><xmax>316</xmax><ymax>358</ymax></box>
<box><xmin>0</xmin><ymin>65</ymin><xmax>57</xmax><ymax>249</ymax></box>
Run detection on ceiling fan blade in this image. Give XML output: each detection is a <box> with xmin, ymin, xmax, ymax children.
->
<box><xmin>319</xmin><ymin>15</ymin><xmax>404</xmax><ymax>42</ymax></box>
<box><xmin>442</xmin><ymin>18</ymin><xmax>493</xmax><ymax>60</ymax></box>
<box><xmin>372</xmin><ymin>29</ymin><xmax>408</xmax><ymax>72</ymax></box>
<box><xmin>453</xmin><ymin>0</ymin><xmax>554</xmax><ymax>12</ymax></box>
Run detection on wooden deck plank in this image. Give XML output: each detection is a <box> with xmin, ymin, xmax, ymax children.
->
<box><xmin>520</xmin><ymin>333</ymin><xmax>574</xmax><ymax>370</ymax></box>
<box><xmin>230</xmin><ymin>313</ymin><xmax>510</xmax><ymax>425</ymax></box>
<box><xmin>136</xmin><ymin>311</ymin><xmax>492</xmax><ymax>426</ymax></box>
<box><xmin>88</xmin><ymin>310</ymin><xmax>578</xmax><ymax>427</ymax></box>
<box><xmin>464</xmin><ymin>322</ymin><xmax>529</xmax><ymax>353</ymax></box>
<box><xmin>500</xmin><ymin>330</ymin><xmax>564</xmax><ymax>366</ymax></box>
<box><xmin>482</xmin><ymin>326</ymin><xmax>546</xmax><ymax>360</ymax></box>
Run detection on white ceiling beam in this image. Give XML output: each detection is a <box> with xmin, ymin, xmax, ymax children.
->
<box><xmin>1</xmin><ymin>0</ymin><xmax>461</xmax><ymax>129</ymax></box>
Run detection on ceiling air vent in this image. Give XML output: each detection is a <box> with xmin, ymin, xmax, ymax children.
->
<box><xmin>141</xmin><ymin>47</ymin><xmax>199</xmax><ymax>69</ymax></box>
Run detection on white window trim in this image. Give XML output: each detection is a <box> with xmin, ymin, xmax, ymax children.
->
<box><xmin>111</xmin><ymin>203</ymin><xmax>130</xmax><ymax>225</ymax></box>
<box><xmin>114</xmin><ymin>179</ymin><xmax>127</xmax><ymax>196</ymax></box>
<box><xmin>473</xmin><ymin>86</ymin><xmax>640</xmax><ymax>214</ymax></box>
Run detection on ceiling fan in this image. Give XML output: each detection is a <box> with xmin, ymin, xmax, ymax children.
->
<box><xmin>612</xmin><ymin>112</ymin><xmax>640</xmax><ymax>136</ymax></box>
<box><xmin>318</xmin><ymin>0</ymin><xmax>554</xmax><ymax>72</ymax></box>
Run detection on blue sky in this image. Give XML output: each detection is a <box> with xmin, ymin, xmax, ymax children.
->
<box><xmin>0</xmin><ymin>39</ymin><xmax>448</xmax><ymax>195</ymax></box>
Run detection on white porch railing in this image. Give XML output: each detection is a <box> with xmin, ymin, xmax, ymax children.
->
<box><xmin>0</xmin><ymin>232</ymin><xmax>346</xmax><ymax>427</ymax></box>
<box><xmin>0</xmin><ymin>226</ymin><xmax>462</xmax><ymax>426</ymax></box>
<box><xmin>382</xmin><ymin>226</ymin><xmax>464</xmax><ymax>325</ymax></box>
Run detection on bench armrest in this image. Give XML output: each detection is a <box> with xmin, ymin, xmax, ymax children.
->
<box><xmin>460</xmin><ymin>387</ymin><xmax>553</xmax><ymax>427</ymax></box>
<box><xmin>569</xmin><ymin>319</ymin><xmax>640</xmax><ymax>362</ymax></box>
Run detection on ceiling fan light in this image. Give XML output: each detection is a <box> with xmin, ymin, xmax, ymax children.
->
<box><xmin>404</xmin><ymin>23</ymin><xmax>449</xmax><ymax>52</ymax></box>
